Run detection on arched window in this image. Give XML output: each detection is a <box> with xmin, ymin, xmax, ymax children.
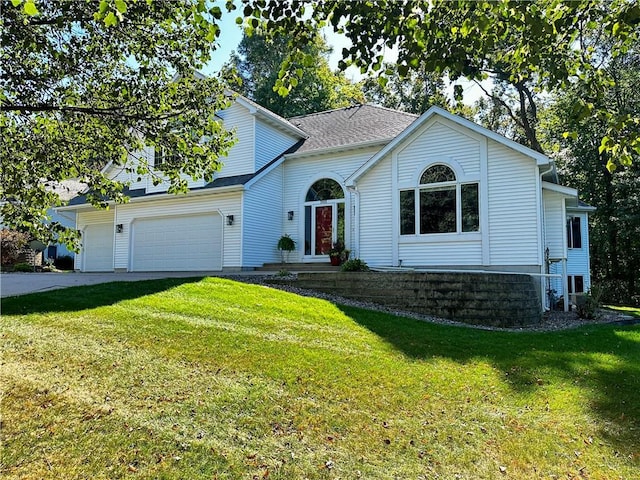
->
<box><xmin>306</xmin><ymin>179</ymin><xmax>345</xmax><ymax>202</ymax></box>
<box><xmin>400</xmin><ymin>164</ymin><xmax>479</xmax><ymax>235</ymax></box>
<box><xmin>304</xmin><ymin>179</ymin><xmax>345</xmax><ymax>256</ymax></box>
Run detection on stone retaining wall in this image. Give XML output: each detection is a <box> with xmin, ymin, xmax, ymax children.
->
<box><xmin>273</xmin><ymin>271</ymin><xmax>542</xmax><ymax>327</ymax></box>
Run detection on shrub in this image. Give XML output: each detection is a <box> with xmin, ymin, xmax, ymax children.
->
<box><xmin>1</xmin><ymin>229</ymin><xmax>29</xmax><ymax>267</ymax></box>
<box><xmin>341</xmin><ymin>259</ymin><xmax>369</xmax><ymax>272</ymax></box>
<box><xmin>277</xmin><ymin>235</ymin><xmax>296</xmax><ymax>263</ymax></box>
<box><xmin>276</xmin><ymin>269</ymin><xmax>291</xmax><ymax>277</ymax></box>
<box><xmin>576</xmin><ymin>286</ymin><xmax>603</xmax><ymax>320</ymax></box>
<box><xmin>13</xmin><ymin>262</ymin><xmax>33</xmax><ymax>272</ymax></box>
<box><xmin>54</xmin><ymin>255</ymin><xmax>75</xmax><ymax>270</ymax></box>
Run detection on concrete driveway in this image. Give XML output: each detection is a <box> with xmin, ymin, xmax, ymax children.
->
<box><xmin>0</xmin><ymin>272</ymin><xmax>237</xmax><ymax>298</ymax></box>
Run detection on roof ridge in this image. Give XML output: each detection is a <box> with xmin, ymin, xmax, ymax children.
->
<box><xmin>288</xmin><ymin>103</ymin><xmax>419</xmax><ymax>121</ymax></box>
<box><xmin>287</xmin><ymin>103</ymin><xmax>366</xmax><ymax>120</ymax></box>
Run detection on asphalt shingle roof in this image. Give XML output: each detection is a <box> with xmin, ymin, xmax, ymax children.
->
<box><xmin>288</xmin><ymin>104</ymin><xmax>418</xmax><ymax>155</ymax></box>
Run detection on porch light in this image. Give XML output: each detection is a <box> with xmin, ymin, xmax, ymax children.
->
<box><xmin>116</xmin><ymin>224</ymin><xmax>123</xmax><ymax>233</ymax></box>
<box><xmin>226</xmin><ymin>215</ymin><xmax>234</xmax><ymax>226</ymax></box>
<box><xmin>287</xmin><ymin>210</ymin><xmax>294</xmax><ymax>221</ymax></box>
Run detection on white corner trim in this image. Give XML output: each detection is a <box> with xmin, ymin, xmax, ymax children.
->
<box><xmin>480</xmin><ymin>137</ymin><xmax>490</xmax><ymax>266</ymax></box>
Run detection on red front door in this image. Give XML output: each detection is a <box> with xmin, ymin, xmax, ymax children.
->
<box><xmin>315</xmin><ymin>205</ymin><xmax>333</xmax><ymax>255</ymax></box>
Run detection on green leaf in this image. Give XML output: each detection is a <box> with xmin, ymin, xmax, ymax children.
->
<box><xmin>115</xmin><ymin>0</ymin><xmax>127</xmax><ymax>14</ymax></box>
<box><xmin>104</xmin><ymin>11</ymin><xmax>118</xmax><ymax>27</ymax></box>
<box><xmin>599</xmin><ymin>136</ymin><xmax>612</xmax><ymax>154</ymax></box>
<box><xmin>612</xmin><ymin>22</ymin><xmax>621</xmax><ymax>36</ymax></box>
<box><xmin>11</xmin><ymin>0</ymin><xmax>22</xmax><ymax>7</ymax></box>
<box><xmin>23</xmin><ymin>0</ymin><xmax>38</xmax><ymax>15</ymax></box>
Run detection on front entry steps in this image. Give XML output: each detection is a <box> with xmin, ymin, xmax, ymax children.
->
<box><xmin>257</xmin><ymin>263</ymin><xmax>340</xmax><ymax>272</ymax></box>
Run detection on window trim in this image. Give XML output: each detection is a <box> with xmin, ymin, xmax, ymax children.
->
<box><xmin>400</xmin><ymin>163</ymin><xmax>480</xmax><ymax>236</ymax></box>
<box><xmin>567</xmin><ymin>216</ymin><xmax>582</xmax><ymax>249</ymax></box>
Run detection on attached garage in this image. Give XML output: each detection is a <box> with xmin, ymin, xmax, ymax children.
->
<box><xmin>130</xmin><ymin>212</ymin><xmax>223</xmax><ymax>271</ymax></box>
<box><xmin>82</xmin><ymin>223</ymin><xmax>114</xmax><ymax>272</ymax></box>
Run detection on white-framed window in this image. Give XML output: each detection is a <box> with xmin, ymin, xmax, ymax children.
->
<box><xmin>568</xmin><ymin>275</ymin><xmax>584</xmax><ymax>294</ymax></box>
<box><xmin>153</xmin><ymin>147</ymin><xmax>178</xmax><ymax>167</ymax></box>
<box><xmin>400</xmin><ymin>164</ymin><xmax>479</xmax><ymax>235</ymax></box>
<box><xmin>567</xmin><ymin>216</ymin><xmax>582</xmax><ymax>249</ymax></box>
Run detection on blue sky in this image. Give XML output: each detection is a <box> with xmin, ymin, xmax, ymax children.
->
<box><xmin>202</xmin><ymin>10</ymin><xmax>486</xmax><ymax>105</ymax></box>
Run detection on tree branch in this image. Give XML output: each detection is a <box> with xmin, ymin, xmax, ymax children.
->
<box><xmin>1</xmin><ymin>103</ymin><xmax>183</xmax><ymax>122</ymax></box>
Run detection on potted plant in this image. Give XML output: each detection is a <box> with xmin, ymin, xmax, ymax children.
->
<box><xmin>277</xmin><ymin>234</ymin><xmax>296</xmax><ymax>264</ymax></box>
<box><xmin>329</xmin><ymin>240</ymin><xmax>345</xmax><ymax>266</ymax></box>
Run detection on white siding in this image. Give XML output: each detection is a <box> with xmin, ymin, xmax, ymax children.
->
<box><xmin>283</xmin><ymin>148</ymin><xmax>379</xmax><ymax>262</ymax></box>
<box><xmin>108</xmin><ymin>147</ymin><xmax>152</xmax><ymax>191</ymax></box>
<box><xmin>543</xmin><ymin>190</ymin><xmax>565</xmax><ymax>260</ymax></box>
<box><xmin>113</xmin><ymin>192</ymin><xmax>243</xmax><ymax>270</ymax></box>
<box><xmin>396</xmin><ymin>119</ymin><xmax>481</xmax><ymax>187</ymax></box>
<box><xmin>358</xmin><ymin>155</ymin><xmax>394</xmax><ymax>266</ymax></box>
<box><xmin>398</xmin><ymin>239</ymin><xmax>483</xmax><ymax>266</ymax></box>
<box><xmin>216</xmin><ymin>102</ymin><xmax>255</xmax><ymax>177</ymax></box>
<box><xmin>77</xmin><ymin>209</ymin><xmax>115</xmax><ymax>227</ymax></box>
<box><xmin>255</xmin><ymin>120</ymin><xmax>298</xmax><ymax>170</ymax></box>
<box><xmin>243</xmin><ymin>164</ymin><xmax>284</xmax><ymax>267</ymax></box>
<box><xmin>487</xmin><ymin>140</ymin><xmax>540</xmax><ymax>265</ymax></box>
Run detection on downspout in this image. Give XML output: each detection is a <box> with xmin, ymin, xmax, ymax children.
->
<box><xmin>538</xmin><ymin>163</ymin><xmax>554</xmax><ymax>311</ymax></box>
<box><xmin>347</xmin><ymin>185</ymin><xmax>359</xmax><ymax>259</ymax></box>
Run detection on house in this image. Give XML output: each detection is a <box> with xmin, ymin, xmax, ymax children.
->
<box><xmin>60</xmin><ymin>96</ymin><xmax>593</xmax><ymax>310</ymax></box>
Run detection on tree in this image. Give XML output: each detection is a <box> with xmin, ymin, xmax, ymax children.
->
<box><xmin>222</xmin><ymin>30</ymin><xmax>363</xmax><ymax>118</ymax></box>
<box><xmin>360</xmin><ymin>62</ymin><xmax>450</xmax><ymax>115</ymax></box>
<box><xmin>474</xmin><ymin>82</ymin><xmax>542</xmax><ymax>145</ymax></box>
<box><xmin>246</xmin><ymin>0</ymin><xmax>640</xmax><ymax>169</ymax></box>
<box><xmin>1</xmin><ymin>0</ymin><xmax>236</xmax><ymax>247</ymax></box>
<box><xmin>540</xmin><ymin>47</ymin><xmax>640</xmax><ymax>304</ymax></box>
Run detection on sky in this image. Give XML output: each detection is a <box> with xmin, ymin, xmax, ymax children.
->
<box><xmin>202</xmin><ymin>10</ymin><xmax>488</xmax><ymax>106</ymax></box>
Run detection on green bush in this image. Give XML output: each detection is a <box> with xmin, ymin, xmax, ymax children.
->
<box><xmin>576</xmin><ymin>286</ymin><xmax>603</xmax><ymax>320</ymax></box>
<box><xmin>13</xmin><ymin>263</ymin><xmax>33</xmax><ymax>272</ymax></box>
<box><xmin>341</xmin><ymin>259</ymin><xmax>369</xmax><ymax>272</ymax></box>
<box><xmin>1</xmin><ymin>229</ymin><xmax>28</xmax><ymax>267</ymax></box>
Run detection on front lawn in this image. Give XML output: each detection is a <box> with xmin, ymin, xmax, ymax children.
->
<box><xmin>2</xmin><ymin>278</ymin><xmax>639</xmax><ymax>479</ymax></box>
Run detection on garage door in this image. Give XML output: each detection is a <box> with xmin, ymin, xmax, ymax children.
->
<box><xmin>83</xmin><ymin>223</ymin><xmax>114</xmax><ymax>272</ymax></box>
<box><xmin>131</xmin><ymin>213</ymin><xmax>222</xmax><ymax>271</ymax></box>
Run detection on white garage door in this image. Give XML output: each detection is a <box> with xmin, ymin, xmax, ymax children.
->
<box><xmin>83</xmin><ymin>223</ymin><xmax>114</xmax><ymax>272</ymax></box>
<box><xmin>131</xmin><ymin>213</ymin><xmax>222</xmax><ymax>271</ymax></box>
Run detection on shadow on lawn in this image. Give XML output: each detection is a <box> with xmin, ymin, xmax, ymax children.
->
<box><xmin>338</xmin><ymin>305</ymin><xmax>640</xmax><ymax>455</ymax></box>
<box><xmin>0</xmin><ymin>277</ymin><xmax>205</xmax><ymax>315</ymax></box>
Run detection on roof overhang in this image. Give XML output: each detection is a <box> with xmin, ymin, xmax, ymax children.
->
<box><xmin>57</xmin><ymin>184</ymin><xmax>244</xmax><ymax>212</ymax></box>
<box><xmin>542</xmin><ymin>181</ymin><xmax>578</xmax><ymax>197</ymax></box>
<box><xmin>285</xmin><ymin>138</ymin><xmax>390</xmax><ymax>161</ymax></box>
<box><xmin>567</xmin><ymin>202</ymin><xmax>597</xmax><ymax>212</ymax></box>
<box><xmin>229</xmin><ymin>92</ymin><xmax>309</xmax><ymax>140</ymax></box>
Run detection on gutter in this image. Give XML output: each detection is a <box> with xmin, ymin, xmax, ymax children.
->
<box><xmin>56</xmin><ymin>184</ymin><xmax>245</xmax><ymax>211</ymax></box>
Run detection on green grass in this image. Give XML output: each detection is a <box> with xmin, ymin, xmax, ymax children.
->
<box><xmin>2</xmin><ymin>277</ymin><xmax>639</xmax><ymax>479</ymax></box>
<box><xmin>606</xmin><ymin>305</ymin><xmax>640</xmax><ymax>318</ymax></box>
